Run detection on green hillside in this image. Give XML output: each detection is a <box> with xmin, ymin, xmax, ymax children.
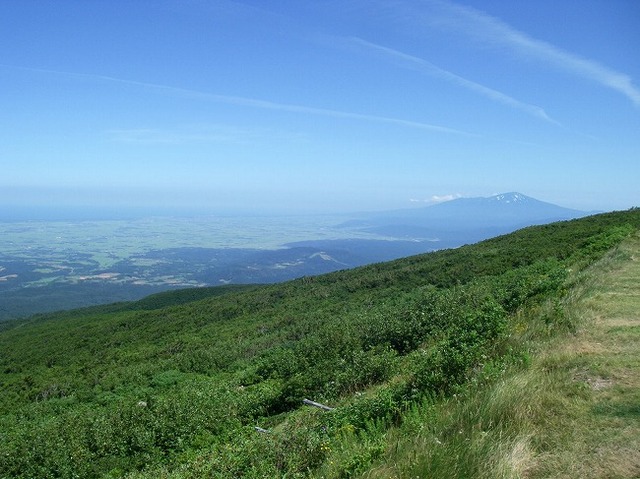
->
<box><xmin>1</xmin><ymin>209</ymin><xmax>639</xmax><ymax>478</ymax></box>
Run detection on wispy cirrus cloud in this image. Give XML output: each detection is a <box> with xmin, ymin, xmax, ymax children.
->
<box><xmin>107</xmin><ymin>127</ymin><xmax>246</xmax><ymax>144</ymax></box>
<box><xmin>2</xmin><ymin>64</ymin><xmax>476</xmax><ymax>137</ymax></box>
<box><xmin>419</xmin><ymin>0</ymin><xmax>640</xmax><ymax>107</ymax></box>
<box><xmin>350</xmin><ymin>37</ymin><xmax>560</xmax><ymax>125</ymax></box>
<box><xmin>106</xmin><ymin>125</ymin><xmax>306</xmax><ymax>145</ymax></box>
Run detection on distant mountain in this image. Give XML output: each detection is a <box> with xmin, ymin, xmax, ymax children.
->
<box><xmin>339</xmin><ymin>192</ymin><xmax>593</xmax><ymax>244</ymax></box>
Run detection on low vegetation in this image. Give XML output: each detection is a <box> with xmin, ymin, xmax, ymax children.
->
<box><xmin>350</xmin><ymin>225</ymin><xmax>640</xmax><ymax>479</ymax></box>
<box><xmin>0</xmin><ymin>209</ymin><xmax>638</xmax><ymax>478</ymax></box>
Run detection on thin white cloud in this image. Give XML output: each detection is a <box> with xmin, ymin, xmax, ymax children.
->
<box><xmin>350</xmin><ymin>37</ymin><xmax>560</xmax><ymax>125</ymax></box>
<box><xmin>422</xmin><ymin>0</ymin><xmax>640</xmax><ymax>107</ymax></box>
<box><xmin>2</xmin><ymin>64</ymin><xmax>477</xmax><ymax>137</ymax></box>
<box><xmin>410</xmin><ymin>193</ymin><xmax>462</xmax><ymax>204</ymax></box>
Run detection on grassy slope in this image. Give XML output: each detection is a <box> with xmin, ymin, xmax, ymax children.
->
<box><xmin>356</xmin><ymin>232</ymin><xmax>640</xmax><ymax>479</ymax></box>
<box><xmin>527</xmin><ymin>231</ymin><xmax>640</xmax><ymax>477</ymax></box>
<box><xmin>1</xmin><ymin>210</ymin><xmax>639</xmax><ymax>478</ymax></box>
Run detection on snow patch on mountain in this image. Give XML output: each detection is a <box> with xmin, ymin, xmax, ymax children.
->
<box><xmin>492</xmin><ymin>192</ymin><xmax>528</xmax><ymax>203</ymax></box>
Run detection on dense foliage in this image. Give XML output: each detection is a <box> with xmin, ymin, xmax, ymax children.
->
<box><xmin>1</xmin><ymin>209</ymin><xmax>638</xmax><ymax>478</ymax></box>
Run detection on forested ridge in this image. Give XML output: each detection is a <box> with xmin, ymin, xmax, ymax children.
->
<box><xmin>1</xmin><ymin>209</ymin><xmax>639</xmax><ymax>478</ymax></box>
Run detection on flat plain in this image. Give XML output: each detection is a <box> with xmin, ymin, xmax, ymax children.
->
<box><xmin>0</xmin><ymin>215</ymin><xmax>406</xmax><ymax>320</ymax></box>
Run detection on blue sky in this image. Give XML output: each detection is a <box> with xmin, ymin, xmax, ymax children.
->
<box><xmin>1</xmin><ymin>0</ymin><xmax>639</xmax><ymax>216</ymax></box>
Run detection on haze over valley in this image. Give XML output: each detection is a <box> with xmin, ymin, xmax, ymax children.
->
<box><xmin>0</xmin><ymin>192</ymin><xmax>592</xmax><ymax>320</ymax></box>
